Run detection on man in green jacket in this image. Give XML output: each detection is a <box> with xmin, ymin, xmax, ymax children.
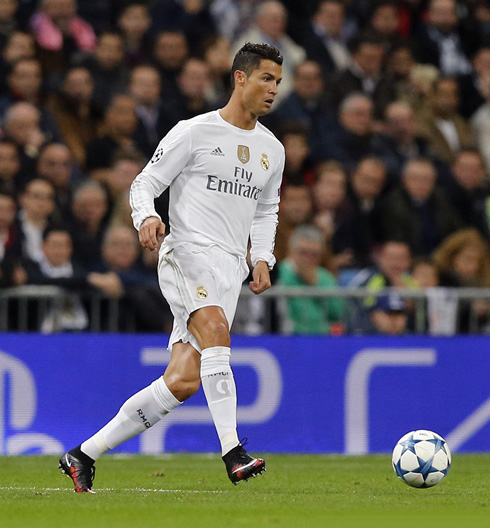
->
<box><xmin>278</xmin><ymin>224</ymin><xmax>343</xmax><ymax>334</ymax></box>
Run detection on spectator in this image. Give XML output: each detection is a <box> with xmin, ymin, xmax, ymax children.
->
<box><xmin>458</xmin><ymin>45</ymin><xmax>490</xmax><ymax>119</ymax></box>
<box><xmin>149</xmin><ymin>0</ymin><xmax>216</xmax><ymax>55</ymax></box>
<box><xmin>210</xmin><ymin>0</ymin><xmax>263</xmax><ymax>42</ymax></box>
<box><xmin>117</xmin><ymin>1</ymin><xmax>153</xmax><ymax>68</ymax></box>
<box><xmin>0</xmin><ymin>139</ymin><xmax>20</xmax><ymax>193</ymax></box>
<box><xmin>297</xmin><ymin>0</ymin><xmax>350</xmax><ymax>74</ymax></box>
<box><xmin>104</xmin><ymin>150</ymin><xmax>145</xmax><ymax>202</ymax></box>
<box><xmin>441</xmin><ymin>149</ymin><xmax>490</xmax><ymax>240</ymax></box>
<box><xmin>20</xmin><ymin>226</ymin><xmax>122</xmax><ymax>332</ymax></box>
<box><xmin>277</xmin><ymin>122</ymin><xmax>314</xmax><ymax>186</ymax></box>
<box><xmin>233</xmin><ymin>0</ymin><xmax>306</xmax><ymax>103</ymax></box>
<box><xmin>1</xmin><ymin>102</ymin><xmax>51</xmax><ymax>182</ymax></box>
<box><xmin>471</xmin><ymin>0</ymin><xmax>490</xmax><ymax>42</ymax></box>
<box><xmin>325</xmin><ymin>92</ymin><xmax>377</xmax><ymax>171</ymax></box>
<box><xmin>433</xmin><ymin>227</ymin><xmax>490</xmax><ymax>332</ymax></box>
<box><xmin>409</xmin><ymin>254</ymin><xmax>446</xmax><ymax>334</ymax></box>
<box><xmin>374</xmin><ymin>100</ymin><xmax>431</xmax><ymax>183</ymax></box>
<box><xmin>402</xmin><ymin>63</ymin><xmax>440</xmax><ymax>119</ymax></box>
<box><xmin>110</xmin><ymin>191</ymin><xmax>133</xmax><ymax>229</ymax></box>
<box><xmin>99</xmin><ymin>224</ymin><xmax>172</xmax><ymax>332</ymax></box>
<box><xmin>36</xmin><ymin>142</ymin><xmax>75</xmax><ymax>218</ymax></box>
<box><xmin>30</xmin><ymin>0</ymin><xmax>96</xmax><ymax>81</ymax></box>
<box><xmin>433</xmin><ymin>228</ymin><xmax>490</xmax><ymax>288</ymax></box>
<box><xmin>471</xmin><ymin>71</ymin><xmax>490</xmax><ymax>172</ymax></box>
<box><xmin>0</xmin><ymin>57</ymin><xmax>61</xmax><ymax>140</ymax></box>
<box><xmin>127</xmin><ymin>64</ymin><xmax>173</xmax><ymax>157</ymax></box>
<box><xmin>203</xmin><ymin>35</ymin><xmax>233</xmax><ymax>108</ymax></box>
<box><xmin>84</xmin><ymin>93</ymin><xmax>141</xmax><ymax>177</ymax></box>
<box><xmin>380</xmin><ymin>158</ymin><xmax>463</xmax><ymax>256</ymax></box>
<box><xmin>414</xmin><ymin>0</ymin><xmax>475</xmax><ymax>76</ymax></box>
<box><xmin>411</xmin><ymin>256</ymin><xmax>440</xmax><ymax>288</ymax></box>
<box><xmin>311</xmin><ymin>160</ymin><xmax>352</xmax><ymax>270</ymax></box>
<box><xmin>386</xmin><ymin>41</ymin><xmax>417</xmax><ymax>101</ymax></box>
<box><xmin>336</xmin><ymin>156</ymin><xmax>387</xmax><ymax>268</ymax></box>
<box><xmin>68</xmin><ymin>180</ymin><xmax>109</xmax><ymax>269</ymax></box>
<box><xmin>0</xmin><ymin>188</ymin><xmax>20</xmax><ymax>286</ymax></box>
<box><xmin>107</xmin><ymin>149</ymin><xmax>170</xmax><ymax>230</ymax></box>
<box><xmin>78</xmin><ymin>31</ymin><xmax>129</xmax><ymax>108</ymax></box>
<box><xmin>350</xmin><ymin>239</ymin><xmax>415</xmax><ymax>289</ymax></box>
<box><xmin>367</xmin><ymin>1</ymin><xmax>402</xmax><ymax>48</ymax></box>
<box><xmin>416</xmin><ymin>76</ymin><xmax>476</xmax><ymax>165</ymax></box>
<box><xmin>348</xmin><ymin>239</ymin><xmax>416</xmax><ymax>332</ymax></box>
<box><xmin>368</xmin><ymin>293</ymin><xmax>408</xmax><ymax>335</ymax></box>
<box><xmin>274</xmin><ymin>183</ymin><xmax>313</xmax><ymax>262</ymax></box>
<box><xmin>0</xmin><ymin>0</ymin><xmax>18</xmax><ymax>49</ymax></box>
<box><xmin>163</xmin><ymin>58</ymin><xmax>215</xmax><ymax>123</ymax></box>
<box><xmin>0</xmin><ymin>31</ymin><xmax>36</xmax><ymax>93</ymax></box>
<box><xmin>152</xmin><ymin>30</ymin><xmax>189</xmax><ymax>102</ymax></box>
<box><xmin>330</xmin><ymin>34</ymin><xmax>396</xmax><ymax>119</ymax></box>
<box><xmin>1</xmin><ymin>30</ymin><xmax>35</xmax><ymax>66</ymax></box>
<box><xmin>0</xmin><ymin>56</ymin><xmax>43</xmax><ymax>111</ymax></box>
<box><xmin>267</xmin><ymin>60</ymin><xmax>336</xmax><ymax>164</ymax></box>
<box><xmin>46</xmin><ymin>66</ymin><xmax>103</xmax><ymax>167</ymax></box>
<box><xmin>278</xmin><ymin>224</ymin><xmax>343</xmax><ymax>334</ymax></box>
<box><xmin>15</xmin><ymin>177</ymin><xmax>57</xmax><ymax>263</ymax></box>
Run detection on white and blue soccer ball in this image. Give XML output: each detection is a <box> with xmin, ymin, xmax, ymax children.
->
<box><xmin>392</xmin><ymin>430</ymin><xmax>451</xmax><ymax>488</ymax></box>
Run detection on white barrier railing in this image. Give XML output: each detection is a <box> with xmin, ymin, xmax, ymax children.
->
<box><xmin>1</xmin><ymin>285</ymin><xmax>490</xmax><ymax>334</ymax></box>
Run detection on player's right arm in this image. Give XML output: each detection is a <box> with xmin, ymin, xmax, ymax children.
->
<box><xmin>129</xmin><ymin>120</ymin><xmax>192</xmax><ymax>246</ymax></box>
<box><xmin>138</xmin><ymin>216</ymin><xmax>166</xmax><ymax>251</ymax></box>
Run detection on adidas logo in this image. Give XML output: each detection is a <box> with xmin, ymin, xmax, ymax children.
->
<box><xmin>210</xmin><ymin>147</ymin><xmax>225</xmax><ymax>156</ymax></box>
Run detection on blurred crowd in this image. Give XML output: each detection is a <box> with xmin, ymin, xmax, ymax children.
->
<box><xmin>1</xmin><ymin>0</ymin><xmax>490</xmax><ymax>334</ymax></box>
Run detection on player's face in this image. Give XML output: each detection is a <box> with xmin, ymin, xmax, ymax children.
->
<box><xmin>240</xmin><ymin>60</ymin><xmax>282</xmax><ymax>117</ymax></box>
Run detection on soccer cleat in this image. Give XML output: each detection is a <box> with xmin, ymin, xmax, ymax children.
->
<box><xmin>58</xmin><ymin>452</ymin><xmax>96</xmax><ymax>493</ymax></box>
<box><xmin>222</xmin><ymin>441</ymin><xmax>266</xmax><ymax>485</ymax></box>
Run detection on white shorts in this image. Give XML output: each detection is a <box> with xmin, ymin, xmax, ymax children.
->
<box><xmin>157</xmin><ymin>243</ymin><xmax>249</xmax><ymax>352</ymax></box>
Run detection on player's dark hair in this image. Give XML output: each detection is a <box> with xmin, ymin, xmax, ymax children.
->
<box><xmin>231</xmin><ymin>42</ymin><xmax>283</xmax><ymax>88</ymax></box>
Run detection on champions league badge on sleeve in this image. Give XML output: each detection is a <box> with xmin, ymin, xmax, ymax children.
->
<box><xmin>151</xmin><ymin>147</ymin><xmax>164</xmax><ymax>164</ymax></box>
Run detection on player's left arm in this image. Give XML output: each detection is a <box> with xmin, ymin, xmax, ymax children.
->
<box><xmin>249</xmin><ymin>260</ymin><xmax>271</xmax><ymax>294</ymax></box>
<box><xmin>249</xmin><ymin>146</ymin><xmax>285</xmax><ymax>294</ymax></box>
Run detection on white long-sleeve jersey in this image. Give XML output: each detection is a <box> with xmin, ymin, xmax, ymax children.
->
<box><xmin>130</xmin><ymin>110</ymin><xmax>285</xmax><ymax>268</ymax></box>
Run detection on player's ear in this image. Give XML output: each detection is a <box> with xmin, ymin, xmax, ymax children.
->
<box><xmin>234</xmin><ymin>70</ymin><xmax>246</xmax><ymax>86</ymax></box>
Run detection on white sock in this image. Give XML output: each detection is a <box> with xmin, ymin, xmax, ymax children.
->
<box><xmin>81</xmin><ymin>377</ymin><xmax>181</xmax><ymax>461</ymax></box>
<box><xmin>200</xmin><ymin>346</ymin><xmax>239</xmax><ymax>456</ymax></box>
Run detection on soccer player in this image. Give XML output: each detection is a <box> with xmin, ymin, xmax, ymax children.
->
<box><xmin>59</xmin><ymin>42</ymin><xmax>285</xmax><ymax>492</ymax></box>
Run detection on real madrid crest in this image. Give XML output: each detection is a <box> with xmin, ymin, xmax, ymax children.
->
<box><xmin>197</xmin><ymin>286</ymin><xmax>208</xmax><ymax>299</ymax></box>
<box><xmin>260</xmin><ymin>153</ymin><xmax>269</xmax><ymax>170</ymax></box>
<box><xmin>237</xmin><ymin>145</ymin><xmax>250</xmax><ymax>164</ymax></box>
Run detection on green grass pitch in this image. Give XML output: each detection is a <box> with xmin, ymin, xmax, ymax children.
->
<box><xmin>1</xmin><ymin>454</ymin><xmax>490</xmax><ymax>528</ymax></box>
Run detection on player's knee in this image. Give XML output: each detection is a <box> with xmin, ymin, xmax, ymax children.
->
<box><xmin>165</xmin><ymin>373</ymin><xmax>200</xmax><ymax>401</ymax></box>
<box><xmin>200</xmin><ymin>318</ymin><xmax>230</xmax><ymax>347</ymax></box>
<box><xmin>178</xmin><ymin>378</ymin><xmax>201</xmax><ymax>400</ymax></box>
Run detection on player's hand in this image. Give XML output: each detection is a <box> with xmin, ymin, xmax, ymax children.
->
<box><xmin>249</xmin><ymin>261</ymin><xmax>271</xmax><ymax>295</ymax></box>
<box><xmin>139</xmin><ymin>216</ymin><xmax>166</xmax><ymax>251</ymax></box>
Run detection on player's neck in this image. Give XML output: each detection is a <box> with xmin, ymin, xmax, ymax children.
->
<box><xmin>219</xmin><ymin>99</ymin><xmax>258</xmax><ymax>130</ymax></box>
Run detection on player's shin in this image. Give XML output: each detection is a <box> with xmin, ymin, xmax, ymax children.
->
<box><xmin>79</xmin><ymin>377</ymin><xmax>181</xmax><ymax>460</ymax></box>
<box><xmin>200</xmin><ymin>346</ymin><xmax>240</xmax><ymax>456</ymax></box>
